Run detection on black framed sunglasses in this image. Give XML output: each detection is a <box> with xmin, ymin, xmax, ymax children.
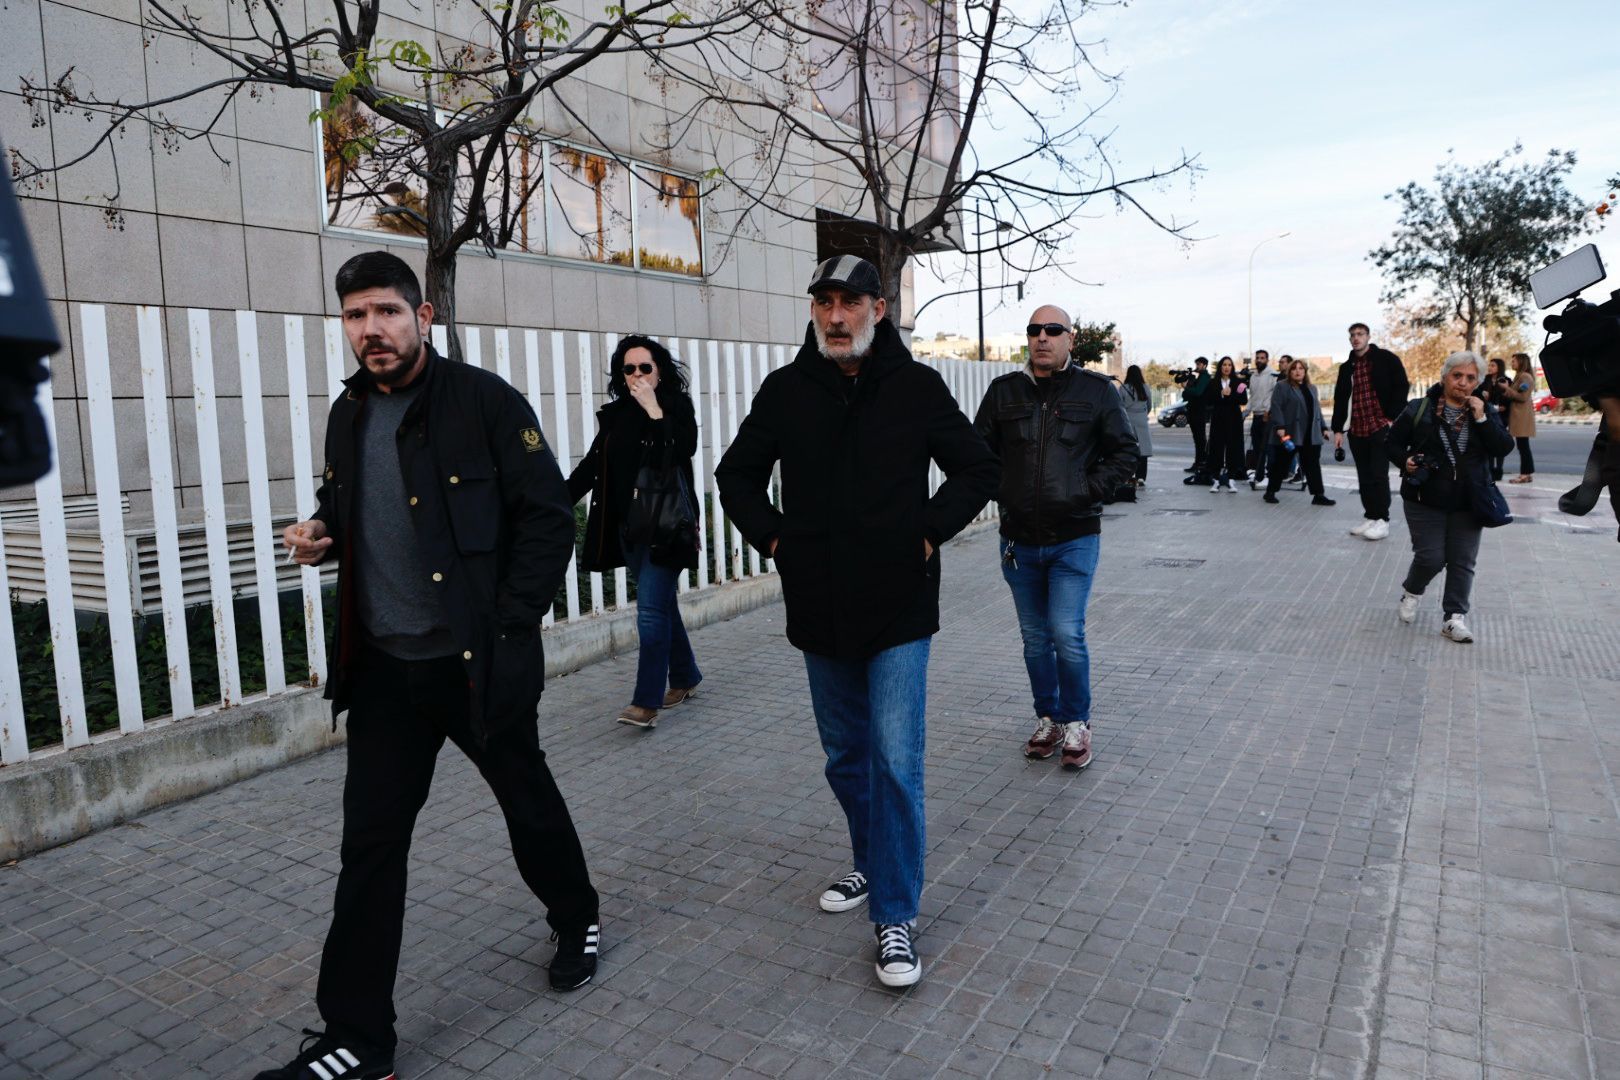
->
<box><xmin>621</xmin><ymin>362</ymin><xmax>656</xmax><ymax>376</ymax></box>
<box><xmin>1026</xmin><ymin>323</ymin><xmax>1069</xmax><ymax>338</ymax></box>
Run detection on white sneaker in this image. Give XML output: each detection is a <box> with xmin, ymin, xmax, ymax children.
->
<box><xmin>1441</xmin><ymin>616</ymin><xmax>1474</xmax><ymax>643</ymax></box>
<box><xmin>1349</xmin><ymin>519</ymin><xmax>1373</xmax><ymax>537</ymax></box>
<box><xmin>1362</xmin><ymin>519</ymin><xmax>1390</xmax><ymax>541</ymax></box>
<box><xmin>1210</xmin><ymin>481</ymin><xmax>1221</xmax><ymax>492</ymax></box>
<box><xmin>1398</xmin><ymin>592</ymin><xmax>1419</xmax><ymax>623</ymax></box>
<box><xmin>1223</xmin><ymin>480</ymin><xmax>1238</xmax><ymax>492</ymax></box>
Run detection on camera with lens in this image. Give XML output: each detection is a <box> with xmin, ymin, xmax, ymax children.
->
<box><xmin>1169</xmin><ymin>368</ymin><xmax>1194</xmax><ymax>385</ymax></box>
<box><xmin>1408</xmin><ymin>453</ymin><xmax>1434</xmax><ymax>486</ymax></box>
<box><xmin>1532</xmin><ymin>244</ymin><xmax>1620</xmax><ymax>401</ymax></box>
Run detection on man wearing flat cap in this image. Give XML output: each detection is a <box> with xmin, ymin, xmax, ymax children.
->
<box><xmin>717</xmin><ymin>255</ymin><xmax>997</xmax><ymax>988</ymax></box>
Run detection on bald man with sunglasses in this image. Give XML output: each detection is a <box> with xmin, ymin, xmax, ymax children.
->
<box><xmin>974</xmin><ymin>307</ymin><xmax>1138</xmax><ymax>771</ymax></box>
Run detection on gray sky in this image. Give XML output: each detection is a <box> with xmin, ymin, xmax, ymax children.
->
<box><xmin>911</xmin><ymin>0</ymin><xmax>1620</xmax><ymax>362</ymax></box>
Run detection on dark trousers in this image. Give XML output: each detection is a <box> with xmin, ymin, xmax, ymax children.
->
<box><xmin>1250</xmin><ymin>417</ymin><xmax>1270</xmax><ymax>481</ymax></box>
<box><xmin>316</xmin><ymin>648</ymin><xmax>599</xmax><ymax>1052</ymax></box>
<box><xmin>1266</xmin><ymin>444</ymin><xmax>1324</xmax><ymax>496</ymax></box>
<box><xmin>1207</xmin><ymin>412</ymin><xmax>1246</xmax><ymax>481</ymax></box>
<box><xmin>1348</xmin><ymin>429</ymin><xmax>1393</xmax><ymax>521</ymax></box>
<box><xmin>1516</xmin><ymin>437</ymin><xmax>1535</xmax><ymax>475</ymax></box>
<box><xmin>1401</xmin><ymin>502</ymin><xmax>1482</xmax><ymax>616</ymax></box>
<box><xmin>1135</xmin><ymin>456</ymin><xmax>1149</xmax><ymax>482</ymax></box>
<box><xmin>1189</xmin><ymin>410</ymin><xmax>1208</xmax><ymax>467</ymax></box>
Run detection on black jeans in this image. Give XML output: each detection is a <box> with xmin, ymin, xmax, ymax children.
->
<box><xmin>1189</xmin><ymin>409</ymin><xmax>1208</xmax><ymax>467</ymax></box>
<box><xmin>1250</xmin><ymin>417</ymin><xmax>1270</xmax><ymax>481</ymax></box>
<box><xmin>1266</xmin><ymin>444</ymin><xmax>1324</xmax><ymax>496</ymax></box>
<box><xmin>1207</xmin><ymin>412</ymin><xmax>1246</xmax><ymax>481</ymax></box>
<box><xmin>1135</xmin><ymin>456</ymin><xmax>1149</xmax><ymax>482</ymax></box>
<box><xmin>1348</xmin><ymin>429</ymin><xmax>1393</xmax><ymax>521</ymax></box>
<box><xmin>1516</xmin><ymin>437</ymin><xmax>1535</xmax><ymax>475</ymax></box>
<box><xmin>316</xmin><ymin>647</ymin><xmax>599</xmax><ymax>1052</ymax></box>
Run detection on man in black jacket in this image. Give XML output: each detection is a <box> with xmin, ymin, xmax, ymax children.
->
<box><xmin>1182</xmin><ymin>356</ymin><xmax>1211</xmax><ymax>475</ymax></box>
<box><xmin>973</xmin><ymin>307</ymin><xmax>1138</xmax><ymax>772</ymax></box>
<box><xmin>265</xmin><ymin>253</ymin><xmax>599</xmax><ymax>1080</ymax></box>
<box><xmin>1331</xmin><ymin>322</ymin><xmax>1410</xmax><ymax>541</ymax></box>
<box><xmin>716</xmin><ymin>255</ymin><xmax>997</xmax><ymax>990</ymax></box>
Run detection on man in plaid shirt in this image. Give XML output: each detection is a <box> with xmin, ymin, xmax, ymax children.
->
<box><xmin>1330</xmin><ymin>322</ymin><xmax>1410</xmax><ymax>541</ymax></box>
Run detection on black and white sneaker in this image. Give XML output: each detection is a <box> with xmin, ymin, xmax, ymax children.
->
<box><xmin>874</xmin><ymin>922</ymin><xmax>921</xmax><ymax>987</ymax></box>
<box><xmin>818</xmin><ymin>870</ymin><xmax>869</xmax><ymax>912</ymax></box>
<box><xmin>252</xmin><ymin>1028</ymin><xmax>394</xmax><ymax>1080</ymax></box>
<box><xmin>549</xmin><ymin>922</ymin><xmax>599</xmax><ymax>991</ymax></box>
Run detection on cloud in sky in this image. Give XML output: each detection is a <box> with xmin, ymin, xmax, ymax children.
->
<box><xmin>914</xmin><ymin>0</ymin><xmax>1620</xmax><ymax>362</ymax></box>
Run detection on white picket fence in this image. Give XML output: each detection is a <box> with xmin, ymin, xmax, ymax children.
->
<box><xmin>0</xmin><ymin>305</ymin><xmax>1016</xmax><ymax>765</ymax></box>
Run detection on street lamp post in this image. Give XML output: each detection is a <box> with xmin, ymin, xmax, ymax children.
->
<box><xmin>1247</xmin><ymin>232</ymin><xmax>1291</xmax><ymax>361</ymax></box>
<box><xmin>973</xmin><ymin>198</ymin><xmax>1013</xmax><ymax>362</ymax></box>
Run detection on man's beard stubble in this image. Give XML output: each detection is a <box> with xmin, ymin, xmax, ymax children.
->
<box><xmin>814</xmin><ymin>316</ymin><xmax>877</xmax><ymax>364</ymax></box>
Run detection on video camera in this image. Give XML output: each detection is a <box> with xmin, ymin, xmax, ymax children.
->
<box><xmin>1533</xmin><ymin>244</ymin><xmax>1620</xmax><ymax>401</ymax></box>
<box><xmin>1169</xmin><ymin>368</ymin><xmax>1195</xmax><ymax>385</ymax></box>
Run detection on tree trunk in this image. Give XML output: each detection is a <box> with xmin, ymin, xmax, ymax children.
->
<box><xmin>876</xmin><ymin>233</ymin><xmax>910</xmax><ymax>324</ymax></box>
<box><xmin>424</xmin><ymin>149</ymin><xmax>461</xmax><ymax>362</ymax></box>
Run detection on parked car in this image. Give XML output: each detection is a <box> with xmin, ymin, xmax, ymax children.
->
<box><xmin>1534</xmin><ymin>390</ymin><xmax>1561</xmax><ymax>414</ymax></box>
<box><xmin>1158</xmin><ymin>401</ymin><xmax>1189</xmax><ymax>427</ymax></box>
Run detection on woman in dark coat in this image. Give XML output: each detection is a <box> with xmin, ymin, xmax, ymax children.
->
<box><xmin>568</xmin><ymin>335</ymin><xmax>702</xmax><ymax>729</ymax></box>
<box><xmin>1262</xmin><ymin>358</ymin><xmax>1334</xmax><ymax>506</ymax></box>
<box><xmin>1206</xmin><ymin>356</ymin><xmax>1249</xmax><ymax>491</ymax></box>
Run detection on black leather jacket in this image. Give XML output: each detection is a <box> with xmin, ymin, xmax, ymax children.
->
<box><xmin>973</xmin><ymin>364</ymin><xmax>1139</xmax><ymax>544</ymax></box>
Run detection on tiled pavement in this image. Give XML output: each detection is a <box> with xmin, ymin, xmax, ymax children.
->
<box><xmin>2</xmin><ymin>450</ymin><xmax>1618</xmax><ymax>1079</ymax></box>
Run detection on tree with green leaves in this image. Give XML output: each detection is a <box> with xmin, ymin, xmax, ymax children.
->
<box><xmin>1068</xmin><ymin>320</ymin><xmax>1117</xmax><ymax>366</ymax></box>
<box><xmin>12</xmin><ymin>0</ymin><xmax>755</xmax><ymax>358</ymax></box>
<box><xmin>1368</xmin><ymin>144</ymin><xmax>1588</xmax><ymax>352</ymax></box>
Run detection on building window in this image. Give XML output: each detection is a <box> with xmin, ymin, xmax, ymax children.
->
<box><xmin>321</xmin><ymin>96</ymin><xmax>428</xmax><ymax>236</ymax></box>
<box><xmin>317</xmin><ymin>94</ymin><xmax>702</xmax><ymax>278</ymax></box>
<box><xmin>547</xmin><ymin>145</ymin><xmax>633</xmax><ymax>267</ymax></box>
<box><xmin>636</xmin><ymin>169</ymin><xmax>704</xmax><ymax>277</ymax></box>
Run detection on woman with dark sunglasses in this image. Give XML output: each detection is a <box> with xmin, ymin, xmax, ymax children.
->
<box><xmin>568</xmin><ymin>336</ymin><xmax>703</xmax><ymax>729</ymax></box>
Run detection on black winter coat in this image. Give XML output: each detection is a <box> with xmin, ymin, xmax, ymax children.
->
<box><xmin>715</xmin><ymin>319</ymin><xmax>998</xmax><ymax>659</ymax></box>
<box><xmin>973</xmin><ymin>364</ymin><xmax>1139</xmax><ymax>544</ymax></box>
<box><xmin>1386</xmin><ymin>384</ymin><xmax>1515</xmax><ymax>512</ymax></box>
<box><xmin>567</xmin><ymin>389</ymin><xmax>700</xmax><ymax>571</ymax></box>
<box><xmin>1330</xmin><ymin>345</ymin><xmax>1410</xmax><ymax>433</ymax></box>
<box><xmin>312</xmin><ymin>346</ymin><xmax>576</xmax><ymax>745</ymax></box>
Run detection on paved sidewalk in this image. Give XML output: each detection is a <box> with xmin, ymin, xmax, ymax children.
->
<box><xmin>2</xmin><ymin>466</ymin><xmax>1618</xmax><ymax>1080</ymax></box>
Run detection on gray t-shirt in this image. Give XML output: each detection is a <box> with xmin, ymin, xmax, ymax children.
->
<box><xmin>354</xmin><ymin>382</ymin><xmax>456</xmax><ymax>660</ymax></box>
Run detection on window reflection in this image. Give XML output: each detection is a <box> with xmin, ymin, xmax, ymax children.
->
<box><xmin>548</xmin><ymin>146</ymin><xmax>633</xmax><ymax>266</ymax></box>
<box><xmin>637</xmin><ymin>170</ymin><xmax>703</xmax><ymax>277</ymax></box>
<box><xmin>322</xmin><ymin>96</ymin><xmax>428</xmax><ymax>235</ymax></box>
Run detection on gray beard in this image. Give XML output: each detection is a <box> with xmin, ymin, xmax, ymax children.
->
<box><xmin>814</xmin><ymin>318</ymin><xmax>876</xmax><ymax>363</ymax></box>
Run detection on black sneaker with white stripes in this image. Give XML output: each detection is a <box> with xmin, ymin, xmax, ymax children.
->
<box><xmin>549</xmin><ymin>922</ymin><xmax>599</xmax><ymax>990</ymax></box>
<box><xmin>818</xmin><ymin>870</ymin><xmax>869</xmax><ymax>913</ymax></box>
<box><xmin>252</xmin><ymin>1028</ymin><xmax>394</xmax><ymax>1080</ymax></box>
<box><xmin>874</xmin><ymin>922</ymin><xmax>921</xmax><ymax>987</ymax></box>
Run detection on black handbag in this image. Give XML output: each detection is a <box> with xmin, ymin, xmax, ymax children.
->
<box><xmin>622</xmin><ymin>438</ymin><xmax>701</xmax><ymax>563</ymax></box>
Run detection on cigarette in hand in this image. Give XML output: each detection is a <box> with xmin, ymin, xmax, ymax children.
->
<box><xmin>284</xmin><ymin>546</ymin><xmax>297</xmax><ymax>565</ymax></box>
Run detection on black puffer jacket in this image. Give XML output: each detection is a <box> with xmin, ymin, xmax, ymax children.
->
<box><xmin>567</xmin><ymin>389</ymin><xmax>699</xmax><ymax>570</ymax></box>
<box><xmin>715</xmin><ymin>319</ymin><xmax>998</xmax><ymax>659</ymax></box>
<box><xmin>972</xmin><ymin>364</ymin><xmax>1139</xmax><ymax>544</ymax></box>
<box><xmin>1386</xmin><ymin>384</ymin><xmax>1514</xmax><ymax>511</ymax></box>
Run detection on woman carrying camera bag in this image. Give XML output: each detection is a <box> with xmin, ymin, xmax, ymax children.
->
<box><xmin>568</xmin><ymin>336</ymin><xmax>703</xmax><ymax>728</ymax></box>
<box><xmin>1385</xmin><ymin>351</ymin><xmax>1514</xmax><ymax>643</ymax></box>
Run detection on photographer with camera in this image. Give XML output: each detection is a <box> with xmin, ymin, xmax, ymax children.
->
<box><xmin>1386</xmin><ymin>352</ymin><xmax>1514</xmax><ymax>643</ymax></box>
<box><xmin>1180</xmin><ymin>357</ymin><xmax>1211</xmax><ymax>477</ymax></box>
<box><xmin>1332</xmin><ymin>323</ymin><xmax>1410</xmax><ymax>541</ymax></box>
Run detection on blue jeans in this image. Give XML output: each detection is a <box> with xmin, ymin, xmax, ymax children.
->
<box><xmin>624</xmin><ymin>545</ymin><xmax>702</xmax><ymax>710</ymax></box>
<box><xmin>1000</xmin><ymin>535</ymin><xmax>1099</xmax><ymax>725</ymax></box>
<box><xmin>802</xmin><ymin>638</ymin><xmax>931</xmax><ymax>925</ymax></box>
